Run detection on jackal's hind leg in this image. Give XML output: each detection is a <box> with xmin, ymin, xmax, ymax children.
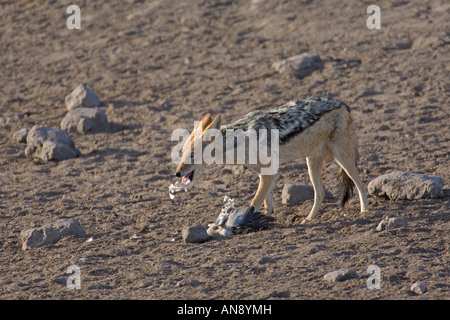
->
<box><xmin>331</xmin><ymin>145</ymin><xmax>369</xmax><ymax>213</ymax></box>
<box><xmin>301</xmin><ymin>155</ymin><xmax>326</xmax><ymax>224</ymax></box>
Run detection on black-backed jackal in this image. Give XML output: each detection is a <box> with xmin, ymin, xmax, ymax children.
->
<box><xmin>174</xmin><ymin>97</ymin><xmax>369</xmax><ymax>223</ymax></box>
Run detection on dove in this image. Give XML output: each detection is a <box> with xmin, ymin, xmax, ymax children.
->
<box><xmin>207</xmin><ymin>197</ymin><xmax>274</xmax><ymax>236</ymax></box>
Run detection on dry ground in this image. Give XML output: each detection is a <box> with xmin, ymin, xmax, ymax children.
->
<box><xmin>0</xmin><ymin>0</ymin><xmax>449</xmax><ymax>299</ymax></box>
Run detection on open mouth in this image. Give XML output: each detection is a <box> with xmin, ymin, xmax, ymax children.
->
<box><xmin>182</xmin><ymin>170</ymin><xmax>194</xmax><ymax>184</ymax></box>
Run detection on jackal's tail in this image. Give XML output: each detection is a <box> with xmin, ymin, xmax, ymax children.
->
<box><xmin>338</xmin><ymin>168</ymin><xmax>354</xmax><ymax>207</ymax></box>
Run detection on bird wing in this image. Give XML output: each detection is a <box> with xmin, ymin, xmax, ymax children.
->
<box><xmin>226</xmin><ymin>206</ymin><xmax>275</xmax><ymax>229</ymax></box>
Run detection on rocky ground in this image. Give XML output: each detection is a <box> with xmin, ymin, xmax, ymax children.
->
<box><xmin>0</xmin><ymin>0</ymin><xmax>449</xmax><ymax>300</ymax></box>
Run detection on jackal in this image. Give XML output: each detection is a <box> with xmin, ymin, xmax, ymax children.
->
<box><xmin>174</xmin><ymin>97</ymin><xmax>369</xmax><ymax>223</ymax></box>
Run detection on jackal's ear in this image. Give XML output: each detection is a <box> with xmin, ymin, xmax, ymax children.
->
<box><xmin>193</xmin><ymin>113</ymin><xmax>212</xmax><ymax>132</ymax></box>
<box><xmin>204</xmin><ymin>114</ymin><xmax>221</xmax><ymax>131</ymax></box>
<box><xmin>201</xmin><ymin>113</ymin><xmax>212</xmax><ymax>130</ymax></box>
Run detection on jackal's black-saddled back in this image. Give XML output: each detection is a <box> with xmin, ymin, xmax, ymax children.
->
<box><xmin>221</xmin><ymin>97</ymin><xmax>347</xmax><ymax>145</ymax></box>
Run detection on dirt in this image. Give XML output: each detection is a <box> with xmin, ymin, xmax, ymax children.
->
<box><xmin>0</xmin><ymin>0</ymin><xmax>449</xmax><ymax>300</ymax></box>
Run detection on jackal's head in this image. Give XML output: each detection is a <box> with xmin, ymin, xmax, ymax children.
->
<box><xmin>174</xmin><ymin>113</ymin><xmax>222</xmax><ymax>183</ymax></box>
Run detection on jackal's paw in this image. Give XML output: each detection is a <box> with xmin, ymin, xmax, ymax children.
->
<box><xmin>300</xmin><ymin>217</ymin><xmax>313</xmax><ymax>225</ymax></box>
<box><xmin>264</xmin><ymin>207</ymin><xmax>273</xmax><ymax>217</ymax></box>
<box><xmin>360</xmin><ymin>209</ymin><xmax>370</xmax><ymax>217</ymax></box>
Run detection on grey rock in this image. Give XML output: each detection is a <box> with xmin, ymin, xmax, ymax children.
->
<box><xmin>24</xmin><ymin>125</ymin><xmax>80</xmax><ymax>161</ymax></box>
<box><xmin>12</xmin><ymin>128</ymin><xmax>29</xmax><ymax>143</ymax></box>
<box><xmin>410</xmin><ymin>282</ymin><xmax>427</xmax><ymax>295</ymax></box>
<box><xmin>282</xmin><ymin>184</ymin><xmax>333</xmax><ymax>205</ymax></box>
<box><xmin>324</xmin><ymin>269</ymin><xmax>359</xmax><ymax>282</ymax></box>
<box><xmin>61</xmin><ymin>107</ymin><xmax>109</xmax><ymax>134</ymax></box>
<box><xmin>368</xmin><ymin>171</ymin><xmax>444</xmax><ymax>200</ymax></box>
<box><xmin>65</xmin><ymin>84</ymin><xmax>100</xmax><ymax>111</ymax></box>
<box><xmin>376</xmin><ymin>216</ymin><xmax>408</xmax><ymax>231</ymax></box>
<box><xmin>177</xmin><ymin>279</ymin><xmax>200</xmax><ymax>287</ymax></box>
<box><xmin>272</xmin><ymin>53</ymin><xmax>323</xmax><ymax>79</ymax></box>
<box><xmin>387</xmin><ymin>217</ymin><xmax>408</xmax><ymax>229</ymax></box>
<box><xmin>176</xmin><ymin>280</ymin><xmax>188</xmax><ymax>287</ymax></box>
<box><xmin>20</xmin><ymin>218</ymin><xmax>86</xmax><ymax>250</ymax></box>
<box><xmin>395</xmin><ymin>40</ymin><xmax>412</xmax><ymax>50</ymax></box>
<box><xmin>189</xmin><ymin>279</ymin><xmax>200</xmax><ymax>286</ymax></box>
<box><xmin>182</xmin><ymin>222</ymin><xmax>211</xmax><ymax>243</ymax></box>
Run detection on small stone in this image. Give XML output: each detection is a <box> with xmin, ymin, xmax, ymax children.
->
<box><xmin>176</xmin><ymin>280</ymin><xmax>187</xmax><ymax>287</ymax></box>
<box><xmin>176</xmin><ymin>279</ymin><xmax>200</xmax><ymax>287</ymax></box>
<box><xmin>395</xmin><ymin>40</ymin><xmax>412</xmax><ymax>50</ymax></box>
<box><xmin>387</xmin><ymin>217</ymin><xmax>408</xmax><ymax>229</ymax></box>
<box><xmin>182</xmin><ymin>223</ymin><xmax>211</xmax><ymax>243</ymax></box>
<box><xmin>20</xmin><ymin>218</ymin><xmax>86</xmax><ymax>250</ymax></box>
<box><xmin>219</xmin><ymin>227</ymin><xmax>234</xmax><ymax>236</ymax></box>
<box><xmin>61</xmin><ymin>107</ymin><xmax>109</xmax><ymax>134</ymax></box>
<box><xmin>272</xmin><ymin>53</ymin><xmax>323</xmax><ymax>79</ymax></box>
<box><xmin>376</xmin><ymin>216</ymin><xmax>408</xmax><ymax>231</ymax></box>
<box><xmin>12</xmin><ymin>128</ymin><xmax>29</xmax><ymax>143</ymax></box>
<box><xmin>189</xmin><ymin>279</ymin><xmax>200</xmax><ymax>286</ymax></box>
<box><xmin>282</xmin><ymin>184</ymin><xmax>333</xmax><ymax>205</ymax></box>
<box><xmin>207</xmin><ymin>226</ymin><xmax>219</xmax><ymax>237</ymax></box>
<box><xmin>324</xmin><ymin>269</ymin><xmax>359</xmax><ymax>282</ymax></box>
<box><xmin>65</xmin><ymin>84</ymin><xmax>101</xmax><ymax>111</ymax></box>
<box><xmin>410</xmin><ymin>282</ymin><xmax>427</xmax><ymax>295</ymax></box>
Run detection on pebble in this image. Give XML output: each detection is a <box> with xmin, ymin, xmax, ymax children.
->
<box><xmin>65</xmin><ymin>84</ymin><xmax>101</xmax><ymax>111</ymax></box>
<box><xmin>324</xmin><ymin>269</ymin><xmax>359</xmax><ymax>282</ymax></box>
<box><xmin>410</xmin><ymin>282</ymin><xmax>427</xmax><ymax>295</ymax></box>
<box><xmin>176</xmin><ymin>279</ymin><xmax>200</xmax><ymax>287</ymax></box>
<box><xmin>182</xmin><ymin>222</ymin><xmax>211</xmax><ymax>243</ymax></box>
<box><xmin>376</xmin><ymin>216</ymin><xmax>408</xmax><ymax>232</ymax></box>
<box><xmin>272</xmin><ymin>53</ymin><xmax>323</xmax><ymax>79</ymax></box>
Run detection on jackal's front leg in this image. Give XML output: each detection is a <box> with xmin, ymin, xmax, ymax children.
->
<box><xmin>263</xmin><ymin>184</ymin><xmax>275</xmax><ymax>216</ymax></box>
<box><xmin>251</xmin><ymin>174</ymin><xmax>276</xmax><ymax>216</ymax></box>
